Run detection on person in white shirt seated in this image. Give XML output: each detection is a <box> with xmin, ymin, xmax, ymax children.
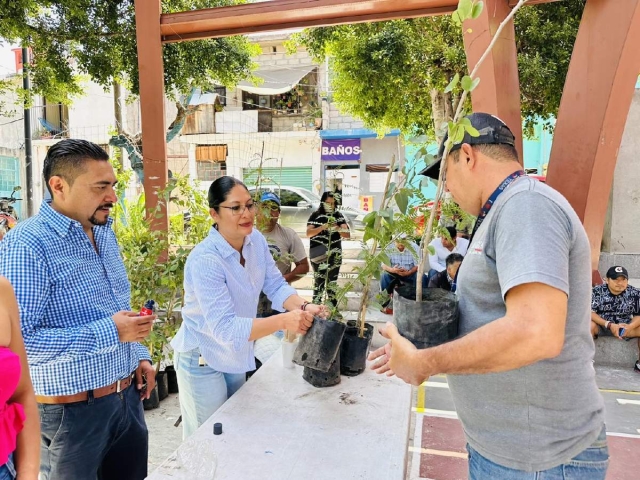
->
<box><xmin>427</xmin><ymin>226</ymin><xmax>469</xmax><ymax>279</ymax></box>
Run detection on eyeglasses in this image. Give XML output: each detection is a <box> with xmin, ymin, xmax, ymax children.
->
<box><xmin>219</xmin><ymin>202</ymin><xmax>257</xmax><ymax>216</ymax></box>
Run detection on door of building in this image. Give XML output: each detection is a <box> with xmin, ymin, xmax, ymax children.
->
<box><xmin>324</xmin><ymin>164</ymin><xmax>360</xmax><ymax>210</ymax></box>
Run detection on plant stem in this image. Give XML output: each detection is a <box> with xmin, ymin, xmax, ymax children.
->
<box><xmin>416</xmin><ymin>0</ymin><xmax>529</xmax><ymax>302</ymax></box>
<box><xmin>357</xmin><ymin>154</ymin><xmax>396</xmax><ymax>338</ymax></box>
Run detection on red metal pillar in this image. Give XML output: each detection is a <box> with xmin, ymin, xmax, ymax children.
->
<box><xmin>135</xmin><ymin>0</ymin><xmax>169</xmax><ymax>232</ymax></box>
<box><xmin>462</xmin><ymin>0</ymin><xmax>523</xmax><ymax>162</ymax></box>
<box><xmin>546</xmin><ymin>0</ymin><xmax>640</xmax><ymax>282</ymax></box>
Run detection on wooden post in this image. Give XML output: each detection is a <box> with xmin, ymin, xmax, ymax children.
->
<box><xmin>462</xmin><ymin>0</ymin><xmax>523</xmax><ymax>162</ymax></box>
<box><xmin>546</xmin><ymin>0</ymin><xmax>640</xmax><ymax>279</ymax></box>
<box><xmin>134</xmin><ymin>0</ymin><xmax>169</xmax><ymax>232</ymax></box>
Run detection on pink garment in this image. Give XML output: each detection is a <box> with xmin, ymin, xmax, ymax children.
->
<box><xmin>0</xmin><ymin>346</ymin><xmax>25</xmax><ymax>466</ymax></box>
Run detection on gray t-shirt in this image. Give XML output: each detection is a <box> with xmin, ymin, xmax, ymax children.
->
<box><xmin>447</xmin><ymin>177</ymin><xmax>605</xmax><ymax>471</ymax></box>
<box><xmin>257</xmin><ymin>224</ymin><xmax>307</xmax><ymax>315</ymax></box>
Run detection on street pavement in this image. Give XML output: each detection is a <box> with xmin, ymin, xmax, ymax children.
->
<box><xmin>406</xmin><ymin>374</ymin><xmax>640</xmax><ymax>480</ymax></box>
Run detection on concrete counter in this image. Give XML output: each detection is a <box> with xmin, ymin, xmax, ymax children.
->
<box><xmin>147</xmin><ymin>348</ymin><xmax>412</xmax><ymax>480</ymax></box>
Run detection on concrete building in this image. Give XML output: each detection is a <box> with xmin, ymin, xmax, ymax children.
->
<box><xmin>179</xmin><ymin>31</ymin><xmax>404</xmax><ymax>212</ymax></box>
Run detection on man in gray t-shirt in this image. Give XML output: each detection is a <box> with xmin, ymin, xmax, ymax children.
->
<box><xmin>369</xmin><ymin>113</ymin><xmax>606</xmax><ymax>478</ymax></box>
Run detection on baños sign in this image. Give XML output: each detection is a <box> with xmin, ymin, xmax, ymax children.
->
<box><xmin>321</xmin><ymin>139</ymin><xmax>361</xmax><ymax>161</ymax></box>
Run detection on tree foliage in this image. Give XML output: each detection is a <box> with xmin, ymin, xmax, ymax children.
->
<box><xmin>296</xmin><ymin>0</ymin><xmax>586</xmax><ymax>137</ymax></box>
<box><xmin>0</xmin><ymin>0</ymin><xmax>259</xmax><ymax>105</ymax></box>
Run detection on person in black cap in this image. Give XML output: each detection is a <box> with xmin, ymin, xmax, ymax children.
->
<box><xmin>591</xmin><ymin>266</ymin><xmax>640</xmax><ymax>368</ymax></box>
<box><xmin>370</xmin><ymin>112</ymin><xmax>608</xmax><ymax>478</ymax></box>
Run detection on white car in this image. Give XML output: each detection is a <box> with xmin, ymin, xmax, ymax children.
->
<box><xmin>248</xmin><ymin>185</ymin><xmax>367</xmax><ymax>234</ymax></box>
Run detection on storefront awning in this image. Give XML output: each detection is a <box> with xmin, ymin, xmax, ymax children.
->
<box><xmin>320</xmin><ymin>128</ymin><xmax>401</xmax><ymax>139</ymax></box>
<box><xmin>237</xmin><ymin>65</ymin><xmax>316</xmax><ymax>95</ymax></box>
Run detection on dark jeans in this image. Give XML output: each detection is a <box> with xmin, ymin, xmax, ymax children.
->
<box><xmin>0</xmin><ymin>453</ymin><xmax>15</xmax><ymax>480</ymax></box>
<box><xmin>311</xmin><ymin>252</ymin><xmax>342</xmax><ymax>308</ymax></box>
<box><xmin>39</xmin><ymin>380</ymin><xmax>148</xmax><ymax>480</ymax></box>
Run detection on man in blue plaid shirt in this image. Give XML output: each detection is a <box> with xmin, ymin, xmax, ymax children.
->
<box><xmin>0</xmin><ymin>140</ymin><xmax>155</xmax><ymax>480</ymax></box>
<box><xmin>380</xmin><ymin>237</ymin><xmax>421</xmax><ymax>313</ymax></box>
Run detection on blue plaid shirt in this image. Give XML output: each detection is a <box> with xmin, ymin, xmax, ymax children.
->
<box><xmin>0</xmin><ymin>201</ymin><xmax>150</xmax><ymax>396</ymax></box>
<box><xmin>171</xmin><ymin>227</ymin><xmax>296</xmax><ymax>373</ymax></box>
<box><xmin>385</xmin><ymin>241</ymin><xmax>421</xmax><ymax>271</ymax></box>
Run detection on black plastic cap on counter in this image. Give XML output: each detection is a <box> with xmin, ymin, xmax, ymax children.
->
<box><xmin>213</xmin><ymin>422</ymin><xmax>223</xmax><ymax>435</ymax></box>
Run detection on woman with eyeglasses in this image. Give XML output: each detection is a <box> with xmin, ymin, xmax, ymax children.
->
<box><xmin>307</xmin><ymin>191</ymin><xmax>350</xmax><ymax>310</ymax></box>
<box><xmin>171</xmin><ymin>176</ymin><xmax>327</xmax><ymax>439</ymax></box>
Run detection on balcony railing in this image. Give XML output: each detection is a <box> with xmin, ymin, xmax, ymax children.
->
<box><xmin>29</xmin><ymin>103</ymin><xmax>69</xmax><ymax>140</ymax></box>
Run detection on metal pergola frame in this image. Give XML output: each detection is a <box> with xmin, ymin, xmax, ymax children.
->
<box><xmin>134</xmin><ymin>0</ymin><xmax>640</xmax><ymax>281</ymax></box>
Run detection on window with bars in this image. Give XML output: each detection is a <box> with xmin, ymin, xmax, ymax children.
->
<box><xmin>0</xmin><ymin>156</ymin><xmax>19</xmax><ymax>193</ymax></box>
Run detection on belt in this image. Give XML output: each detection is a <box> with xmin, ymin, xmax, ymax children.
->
<box><xmin>36</xmin><ymin>374</ymin><xmax>135</xmax><ymax>405</ymax></box>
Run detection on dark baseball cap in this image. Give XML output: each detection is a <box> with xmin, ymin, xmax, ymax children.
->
<box><xmin>606</xmin><ymin>266</ymin><xmax>629</xmax><ymax>280</ymax></box>
<box><xmin>260</xmin><ymin>192</ymin><xmax>281</xmax><ymax>206</ymax></box>
<box><xmin>419</xmin><ymin>112</ymin><xmax>516</xmax><ymax>179</ymax></box>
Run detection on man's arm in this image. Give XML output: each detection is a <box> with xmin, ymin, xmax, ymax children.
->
<box><xmin>428</xmin><ymin>241</ymin><xmax>444</xmax><ymax>272</ymax></box>
<box><xmin>0</xmin><ymin>241</ymin><xmax>124</xmax><ymax>366</ymax></box>
<box><xmin>591</xmin><ymin>311</ymin><xmax>608</xmax><ymax>327</ymax></box>
<box><xmin>371</xmin><ymin>282</ymin><xmax>567</xmax><ymax>385</ymax></box>
<box><xmin>284</xmin><ymin>259</ymin><xmax>309</xmax><ymax>283</ymax></box>
<box><xmin>283</xmin><ymin>231</ymin><xmax>310</xmax><ymax>283</ymax></box>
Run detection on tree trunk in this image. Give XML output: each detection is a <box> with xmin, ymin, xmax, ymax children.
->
<box><xmin>430</xmin><ymin>89</ymin><xmax>455</xmax><ymax>144</ymax></box>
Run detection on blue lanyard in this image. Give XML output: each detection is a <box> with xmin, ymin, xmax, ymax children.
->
<box><xmin>451</xmin><ymin>170</ymin><xmax>526</xmax><ymax>293</ymax></box>
<box><xmin>468</xmin><ymin>170</ymin><xmax>526</xmax><ymax>245</ymax></box>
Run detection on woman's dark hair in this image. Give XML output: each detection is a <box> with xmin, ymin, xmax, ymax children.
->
<box><xmin>208</xmin><ymin>176</ymin><xmax>248</xmax><ymax>210</ymax></box>
<box><xmin>443</xmin><ymin>226</ymin><xmax>457</xmax><ymax>241</ymax></box>
<box><xmin>43</xmin><ymin>139</ymin><xmax>110</xmax><ymax>195</ymax></box>
<box><xmin>446</xmin><ymin>253</ymin><xmax>464</xmax><ymax>266</ymax></box>
<box><xmin>316</xmin><ymin>191</ymin><xmax>336</xmax><ymax>215</ymax></box>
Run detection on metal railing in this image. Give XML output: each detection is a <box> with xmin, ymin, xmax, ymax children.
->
<box><xmin>29</xmin><ymin>103</ymin><xmax>69</xmax><ymax>140</ymax></box>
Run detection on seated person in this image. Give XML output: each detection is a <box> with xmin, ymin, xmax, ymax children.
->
<box><xmin>380</xmin><ymin>237</ymin><xmax>420</xmax><ymax>313</ymax></box>
<box><xmin>591</xmin><ymin>266</ymin><xmax>640</xmax><ymax>372</ymax></box>
<box><xmin>428</xmin><ymin>226</ymin><xmax>469</xmax><ymax>278</ymax></box>
<box><xmin>428</xmin><ymin>253</ymin><xmax>463</xmax><ymax>292</ymax></box>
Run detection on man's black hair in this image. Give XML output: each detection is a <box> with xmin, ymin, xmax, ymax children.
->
<box><xmin>446</xmin><ymin>253</ymin><xmax>464</xmax><ymax>267</ymax></box>
<box><xmin>43</xmin><ymin>139</ymin><xmax>110</xmax><ymax>195</ymax></box>
<box><xmin>444</xmin><ymin>226</ymin><xmax>457</xmax><ymax>241</ymax></box>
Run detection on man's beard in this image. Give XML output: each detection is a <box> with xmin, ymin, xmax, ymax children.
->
<box><xmin>89</xmin><ymin>203</ymin><xmax>113</xmax><ymax>226</ymax></box>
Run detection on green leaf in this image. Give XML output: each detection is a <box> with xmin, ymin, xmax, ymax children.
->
<box><xmin>444</xmin><ymin>73</ymin><xmax>460</xmax><ymax>93</ymax></box>
<box><xmin>461</xmin><ymin>75</ymin><xmax>473</xmax><ymax>91</ymax></box>
<box><xmin>395</xmin><ymin>191</ymin><xmax>409</xmax><ymax>215</ymax></box>
<box><xmin>457</xmin><ymin>0</ymin><xmax>473</xmax><ymax>21</ymax></box>
<box><xmin>464</xmin><ymin>125</ymin><xmax>480</xmax><ymax>137</ymax></box>
<box><xmin>452</xmin><ymin>124</ymin><xmax>466</xmax><ymax>144</ymax></box>
<box><xmin>386</xmin><ymin>181</ymin><xmax>397</xmax><ymax>199</ymax></box>
<box><xmin>472</xmin><ymin>1</ymin><xmax>484</xmax><ymax>19</ymax></box>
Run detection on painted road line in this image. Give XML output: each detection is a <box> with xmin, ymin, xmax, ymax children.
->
<box><xmin>616</xmin><ymin>399</ymin><xmax>640</xmax><ymax>406</ymax></box>
<box><xmin>408</xmin><ymin>446</ymin><xmax>468</xmax><ymax>460</ymax></box>
<box><xmin>607</xmin><ymin>432</ymin><xmax>640</xmax><ymax>439</ymax></box>
<box><xmin>416</xmin><ymin>383</ymin><xmax>426</xmax><ymax>413</ymax></box>
<box><xmin>413</xmin><ymin>408</ymin><xmax>459</xmax><ymax>419</ymax></box>
<box><xmin>423</xmin><ymin>381</ymin><xmax>449</xmax><ymax>389</ymax></box>
<box><xmin>600</xmin><ymin>388</ymin><xmax>640</xmax><ymax>395</ymax></box>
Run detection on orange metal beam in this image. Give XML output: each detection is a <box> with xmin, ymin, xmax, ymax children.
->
<box><xmin>161</xmin><ymin>0</ymin><xmax>460</xmax><ymax>42</ymax></box>
<box><xmin>463</xmin><ymin>0</ymin><xmax>523</xmax><ymax>163</ymax></box>
<box><xmin>546</xmin><ymin>0</ymin><xmax>640</xmax><ymax>283</ymax></box>
<box><xmin>134</xmin><ymin>0</ymin><xmax>169</xmax><ymax>233</ymax></box>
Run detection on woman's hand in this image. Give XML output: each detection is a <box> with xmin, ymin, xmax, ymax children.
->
<box><xmin>305</xmin><ymin>303</ymin><xmax>329</xmax><ymax>318</ymax></box>
<box><xmin>283</xmin><ymin>310</ymin><xmax>314</xmax><ymax>334</ymax></box>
